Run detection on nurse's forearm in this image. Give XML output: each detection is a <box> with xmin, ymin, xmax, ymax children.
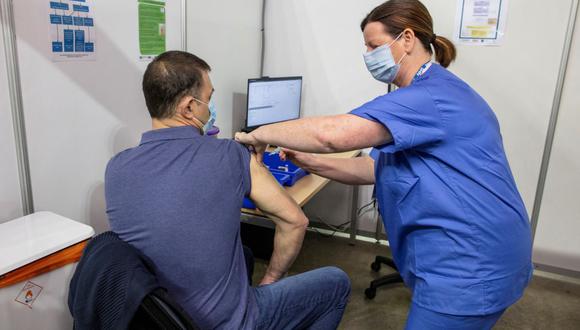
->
<box><xmin>252</xmin><ymin>115</ymin><xmax>391</xmax><ymax>154</ymax></box>
<box><xmin>305</xmin><ymin>156</ymin><xmax>375</xmax><ymax>185</ymax></box>
<box><xmin>251</xmin><ymin>117</ymin><xmax>336</xmax><ymax>153</ymax></box>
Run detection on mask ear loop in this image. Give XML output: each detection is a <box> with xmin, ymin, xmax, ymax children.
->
<box><xmin>388</xmin><ymin>31</ymin><xmax>405</xmax><ymax>47</ymax></box>
<box><xmin>188</xmin><ymin>99</ymin><xmax>208</xmax><ymax>128</ymax></box>
<box><xmin>397</xmin><ymin>53</ymin><xmax>407</xmax><ymax>65</ymax></box>
<box><xmin>388</xmin><ymin>31</ymin><xmax>407</xmax><ymax>65</ymax></box>
<box><xmin>390</xmin><ymin>32</ymin><xmax>407</xmax><ymax>83</ymax></box>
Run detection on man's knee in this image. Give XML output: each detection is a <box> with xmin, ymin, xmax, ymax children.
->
<box><xmin>319</xmin><ymin>266</ymin><xmax>351</xmax><ymax>300</ymax></box>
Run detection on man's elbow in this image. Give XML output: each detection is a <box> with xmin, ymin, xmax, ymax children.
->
<box><xmin>289</xmin><ymin>214</ymin><xmax>309</xmax><ymax>232</ymax></box>
<box><xmin>298</xmin><ymin>215</ymin><xmax>309</xmax><ymax>230</ymax></box>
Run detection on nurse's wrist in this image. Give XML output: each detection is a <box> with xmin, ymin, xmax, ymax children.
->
<box><xmin>301</xmin><ymin>153</ymin><xmax>320</xmax><ymax>173</ymax></box>
<box><xmin>251</xmin><ymin>127</ymin><xmax>267</xmax><ymax>145</ymax></box>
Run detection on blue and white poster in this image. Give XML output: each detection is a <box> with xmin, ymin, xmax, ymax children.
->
<box><xmin>49</xmin><ymin>0</ymin><xmax>96</xmax><ymax>61</ymax></box>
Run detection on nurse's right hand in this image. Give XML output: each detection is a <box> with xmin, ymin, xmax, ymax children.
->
<box><xmin>279</xmin><ymin>149</ymin><xmax>317</xmax><ymax>171</ymax></box>
<box><xmin>235</xmin><ymin>131</ymin><xmax>268</xmax><ymax>162</ymax></box>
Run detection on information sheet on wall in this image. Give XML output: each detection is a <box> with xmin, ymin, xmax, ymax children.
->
<box><xmin>455</xmin><ymin>0</ymin><xmax>509</xmax><ymax>46</ymax></box>
<box><xmin>49</xmin><ymin>0</ymin><xmax>97</xmax><ymax>61</ymax></box>
<box><xmin>138</xmin><ymin>0</ymin><xmax>166</xmax><ymax>60</ymax></box>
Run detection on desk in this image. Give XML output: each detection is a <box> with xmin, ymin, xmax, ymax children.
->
<box><xmin>242</xmin><ymin>150</ymin><xmax>362</xmax><ymax>245</ymax></box>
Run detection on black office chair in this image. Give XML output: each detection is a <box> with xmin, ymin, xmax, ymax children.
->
<box><xmin>364</xmin><ymin>255</ymin><xmax>404</xmax><ymax>299</ymax></box>
<box><xmin>70</xmin><ymin>232</ymin><xmax>255</xmax><ymax>330</ymax></box>
<box><xmin>129</xmin><ymin>288</ymin><xmax>199</xmax><ymax>330</ymax></box>
<box><xmin>130</xmin><ymin>246</ymin><xmax>254</xmax><ymax>329</ymax></box>
<box><xmin>69</xmin><ymin>231</ymin><xmax>201</xmax><ymax>330</ymax></box>
<box><xmin>364</xmin><ymin>214</ymin><xmax>404</xmax><ymax>299</ymax></box>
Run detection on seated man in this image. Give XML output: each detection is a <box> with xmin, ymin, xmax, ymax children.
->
<box><xmin>105</xmin><ymin>51</ymin><xmax>351</xmax><ymax>329</ymax></box>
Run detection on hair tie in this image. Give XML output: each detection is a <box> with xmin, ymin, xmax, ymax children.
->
<box><xmin>430</xmin><ymin>34</ymin><xmax>437</xmax><ymax>44</ymax></box>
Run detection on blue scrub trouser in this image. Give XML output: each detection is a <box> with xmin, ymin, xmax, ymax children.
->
<box><xmin>406</xmin><ymin>303</ymin><xmax>506</xmax><ymax>330</ymax></box>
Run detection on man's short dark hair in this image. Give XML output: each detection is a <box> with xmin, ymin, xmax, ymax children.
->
<box><xmin>142</xmin><ymin>51</ymin><xmax>211</xmax><ymax>119</ymax></box>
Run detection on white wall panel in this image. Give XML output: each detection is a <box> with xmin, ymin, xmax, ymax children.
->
<box><xmin>13</xmin><ymin>0</ymin><xmax>182</xmax><ymax>232</ymax></box>
<box><xmin>0</xmin><ymin>24</ymin><xmax>23</xmax><ymax>223</ymax></box>
<box><xmin>265</xmin><ymin>0</ymin><xmax>572</xmax><ymax>232</ymax></box>
<box><xmin>426</xmin><ymin>0</ymin><xmax>571</xmax><ymax>215</ymax></box>
<box><xmin>186</xmin><ymin>0</ymin><xmax>262</xmax><ymax>138</ymax></box>
<box><xmin>534</xmin><ymin>10</ymin><xmax>580</xmax><ymax>273</ymax></box>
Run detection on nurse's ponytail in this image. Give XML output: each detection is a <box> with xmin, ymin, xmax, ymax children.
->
<box><xmin>361</xmin><ymin>0</ymin><xmax>457</xmax><ymax>68</ymax></box>
<box><xmin>432</xmin><ymin>35</ymin><xmax>456</xmax><ymax>68</ymax></box>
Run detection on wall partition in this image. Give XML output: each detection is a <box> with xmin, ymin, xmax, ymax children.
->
<box><xmin>0</xmin><ymin>0</ymin><xmax>25</xmax><ymax>222</ymax></box>
<box><xmin>10</xmin><ymin>0</ymin><xmax>183</xmax><ymax>232</ymax></box>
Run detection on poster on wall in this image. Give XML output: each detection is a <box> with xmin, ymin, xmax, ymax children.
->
<box><xmin>49</xmin><ymin>0</ymin><xmax>97</xmax><ymax>61</ymax></box>
<box><xmin>455</xmin><ymin>0</ymin><xmax>509</xmax><ymax>46</ymax></box>
<box><xmin>138</xmin><ymin>0</ymin><xmax>166</xmax><ymax>60</ymax></box>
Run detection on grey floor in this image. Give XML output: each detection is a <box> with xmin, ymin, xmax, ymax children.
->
<box><xmin>252</xmin><ymin>231</ymin><xmax>580</xmax><ymax>330</ymax></box>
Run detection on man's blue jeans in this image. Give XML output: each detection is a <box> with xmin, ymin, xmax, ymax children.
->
<box><xmin>253</xmin><ymin>267</ymin><xmax>351</xmax><ymax>330</ymax></box>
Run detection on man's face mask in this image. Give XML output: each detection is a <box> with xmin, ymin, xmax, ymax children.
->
<box><xmin>363</xmin><ymin>32</ymin><xmax>406</xmax><ymax>84</ymax></box>
<box><xmin>192</xmin><ymin>97</ymin><xmax>217</xmax><ymax>135</ymax></box>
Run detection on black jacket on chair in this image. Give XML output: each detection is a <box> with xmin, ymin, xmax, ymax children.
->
<box><xmin>68</xmin><ymin>231</ymin><xmax>161</xmax><ymax>330</ymax></box>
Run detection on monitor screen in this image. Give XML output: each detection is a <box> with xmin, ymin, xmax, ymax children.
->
<box><xmin>246</xmin><ymin>76</ymin><xmax>302</xmax><ymax>128</ymax></box>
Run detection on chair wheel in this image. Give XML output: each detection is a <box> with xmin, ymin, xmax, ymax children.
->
<box><xmin>371</xmin><ymin>261</ymin><xmax>381</xmax><ymax>272</ymax></box>
<box><xmin>365</xmin><ymin>287</ymin><xmax>376</xmax><ymax>299</ymax></box>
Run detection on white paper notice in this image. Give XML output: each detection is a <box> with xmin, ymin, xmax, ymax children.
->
<box><xmin>455</xmin><ymin>0</ymin><xmax>509</xmax><ymax>46</ymax></box>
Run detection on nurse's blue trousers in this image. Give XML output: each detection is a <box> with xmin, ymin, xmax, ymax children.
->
<box><xmin>406</xmin><ymin>302</ymin><xmax>506</xmax><ymax>330</ymax></box>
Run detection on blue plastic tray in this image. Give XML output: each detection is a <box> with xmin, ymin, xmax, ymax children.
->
<box><xmin>263</xmin><ymin>152</ymin><xmax>309</xmax><ymax>186</ymax></box>
<box><xmin>243</xmin><ymin>172</ymin><xmax>291</xmax><ymax>209</ymax></box>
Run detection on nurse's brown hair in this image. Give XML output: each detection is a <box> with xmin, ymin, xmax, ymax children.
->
<box><xmin>361</xmin><ymin>0</ymin><xmax>457</xmax><ymax>68</ymax></box>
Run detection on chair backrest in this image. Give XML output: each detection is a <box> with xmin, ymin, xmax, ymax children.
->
<box><xmin>129</xmin><ymin>288</ymin><xmax>199</xmax><ymax>330</ymax></box>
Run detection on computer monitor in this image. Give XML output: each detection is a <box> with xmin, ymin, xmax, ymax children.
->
<box><xmin>245</xmin><ymin>76</ymin><xmax>302</xmax><ymax>129</ymax></box>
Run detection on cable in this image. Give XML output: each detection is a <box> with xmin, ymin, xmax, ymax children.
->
<box><xmin>308</xmin><ymin>198</ymin><xmax>377</xmax><ymax>238</ymax></box>
<box><xmin>308</xmin><ymin>219</ymin><xmax>351</xmax><ymax>238</ymax></box>
<box><xmin>313</xmin><ymin>216</ymin><xmax>351</xmax><ymax>233</ymax></box>
<box><xmin>308</xmin><ymin>227</ymin><xmax>342</xmax><ymax>238</ymax></box>
<box><xmin>357</xmin><ymin>198</ymin><xmax>376</xmax><ymax>216</ymax></box>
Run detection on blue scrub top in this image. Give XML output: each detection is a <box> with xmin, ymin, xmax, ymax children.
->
<box><xmin>350</xmin><ymin>63</ymin><xmax>533</xmax><ymax>316</ymax></box>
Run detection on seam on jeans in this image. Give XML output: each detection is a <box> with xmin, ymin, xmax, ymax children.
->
<box><xmin>254</xmin><ymin>294</ymin><xmax>348</xmax><ymax>329</ymax></box>
<box><xmin>284</xmin><ymin>293</ymin><xmax>339</xmax><ymax>313</ymax></box>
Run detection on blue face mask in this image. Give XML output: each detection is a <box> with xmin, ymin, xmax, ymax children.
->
<box><xmin>203</xmin><ymin>99</ymin><xmax>217</xmax><ymax>135</ymax></box>
<box><xmin>193</xmin><ymin>97</ymin><xmax>217</xmax><ymax>135</ymax></box>
<box><xmin>363</xmin><ymin>32</ymin><xmax>406</xmax><ymax>84</ymax></box>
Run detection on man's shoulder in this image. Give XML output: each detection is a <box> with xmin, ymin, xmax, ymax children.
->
<box><xmin>212</xmin><ymin>138</ymin><xmax>251</xmax><ymax>159</ymax></box>
<box><xmin>105</xmin><ymin>147</ymin><xmax>138</xmax><ymax>176</ymax></box>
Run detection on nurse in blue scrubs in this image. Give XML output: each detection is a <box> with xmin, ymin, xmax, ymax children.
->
<box><xmin>236</xmin><ymin>0</ymin><xmax>533</xmax><ymax>328</ymax></box>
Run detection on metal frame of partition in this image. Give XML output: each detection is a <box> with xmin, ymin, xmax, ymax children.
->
<box><xmin>530</xmin><ymin>0</ymin><xmax>579</xmax><ymax>244</ymax></box>
<box><xmin>260</xmin><ymin>0</ymin><xmax>267</xmax><ymax>77</ymax></box>
<box><xmin>181</xmin><ymin>0</ymin><xmax>187</xmax><ymax>51</ymax></box>
<box><xmin>0</xmin><ymin>0</ymin><xmax>34</xmax><ymax>215</ymax></box>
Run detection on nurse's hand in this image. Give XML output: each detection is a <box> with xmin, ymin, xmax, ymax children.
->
<box><xmin>235</xmin><ymin>132</ymin><xmax>268</xmax><ymax>162</ymax></box>
<box><xmin>279</xmin><ymin>149</ymin><xmax>316</xmax><ymax>171</ymax></box>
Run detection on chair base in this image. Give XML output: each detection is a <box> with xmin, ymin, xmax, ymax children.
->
<box><xmin>365</xmin><ymin>256</ymin><xmax>403</xmax><ymax>299</ymax></box>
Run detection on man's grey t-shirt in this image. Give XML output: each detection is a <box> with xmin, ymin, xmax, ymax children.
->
<box><xmin>105</xmin><ymin>126</ymin><xmax>257</xmax><ymax>329</ymax></box>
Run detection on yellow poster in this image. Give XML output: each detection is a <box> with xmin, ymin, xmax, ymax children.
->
<box><xmin>455</xmin><ymin>0</ymin><xmax>509</xmax><ymax>46</ymax></box>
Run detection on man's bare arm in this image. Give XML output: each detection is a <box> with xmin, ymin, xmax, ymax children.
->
<box><xmin>248</xmin><ymin>153</ymin><xmax>309</xmax><ymax>285</ymax></box>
